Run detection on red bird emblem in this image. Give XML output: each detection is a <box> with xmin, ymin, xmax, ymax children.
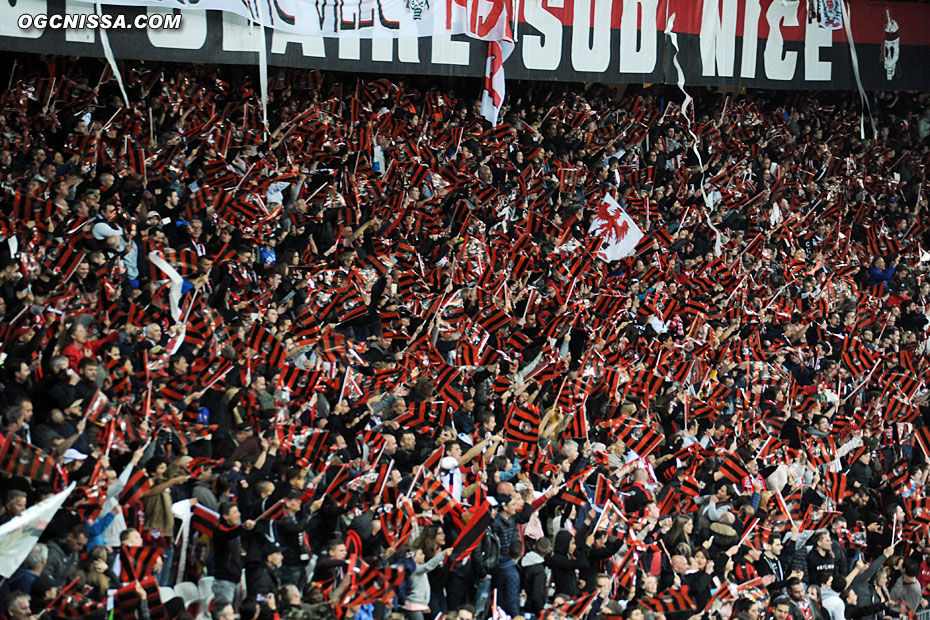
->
<box><xmin>595</xmin><ymin>200</ymin><xmax>630</xmax><ymax>244</ymax></box>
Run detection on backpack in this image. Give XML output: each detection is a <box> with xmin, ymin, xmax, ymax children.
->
<box><xmin>396</xmin><ymin>556</ymin><xmax>417</xmax><ymax>604</ymax></box>
<box><xmin>471</xmin><ymin>529</ymin><xmax>502</xmax><ymax>577</ymax></box>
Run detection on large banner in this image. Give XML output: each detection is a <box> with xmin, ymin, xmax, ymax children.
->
<box><xmin>0</xmin><ymin>483</ymin><xmax>74</xmax><ymax>578</ymax></box>
<box><xmin>74</xmin><ymin>0</ymin><xmax>515</xmax><ymax>41</ymax></box>
<box><xmin>1</xmin><ymin>0</ymin><xmax>928</xmax><ymax>90</ymax></box>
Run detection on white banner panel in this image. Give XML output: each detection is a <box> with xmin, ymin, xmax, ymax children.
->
<box><xmin>75</xmin><ymin>0</ymin><xmax>514</xmax><ymax>40</ymax></box>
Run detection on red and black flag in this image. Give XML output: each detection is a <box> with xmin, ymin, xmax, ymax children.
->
<box><xmin>257</xmin><ymin>498</ymin><xmax>287</xmax><ymax>521</ymax></box>
<box><xmin>823</xmin><ymin>471</ymin><xmax>850</xmax><ymax>504</ymax></box>
<box><xmin>380</xmin><ymin>499</ymin><xmax>416</xmax><ymax>549</ymax></box>
<box><xmin>626</xmin><ymin>369</ymin><xmax>666</xmax><ymax>402</ymax></box>
<box><xmin>680</xmin><ymin>475</ymin><xmax>702</xmax><ymax>498</ymax></box>
<box><xmin>808</xmin><ymin>434</ymin><xmax>838</xmax><ymax>465</ymax></box>
<box><xmin>199</xmin><ymin>358</ymin><xmax>234</xmax><ymax>389</ymax></box>
<box><xmin>446</xmin><ymin>500</ymin><xmax>493</xmax><ymax>568</ymax></box>
<box><xmin>340</xmin><ymin>562</ymin><xmax>407</xmax><ymax>608</ymax></box>
<box><xmin>246</xmin><ymin>323</ymin><xmax>287</xmax><ymax>368</ymax></box>
<box><xmin>0</xmin><ymin>433</ymin><xmax>55</xmax><ymax>483</ymax></box>
<box><xmin>886</xmin><ymin>458</ymin><xmax>911</xmax><ymax>494</ymax></box>
<box><xmin>806</xmin><ymin>511</ymin><xmax>843</xmax><ymax>532</ymax></box>
<box><xmin>297</xmin><ymin>430</ymin><xmax>330</xmax><ymax>468</ymax></box>
<box><xmin>557</xmin><ymin>477</ymin><xmax>589</xmax><ymax>507</ymax></box>
<box><xmin>503</xmin><ymin>403</ymin><xmax>541</xmax><ymax>444</ymax></box>
<box><xmin>641</xmin><ymin>588</ymin><xmax>697</xmax><ymax>613</ymax></box>
<box><xmin>616</xmin><ymin>421</ymin><xmax>664</xmax><ymax>460</ymax></box>
<box><xmin>416</xmin><ymin>475</ymin><xmax>459</xmax><ymax>518</ymax></box>
<box><xmin>119</xmin><ymin>545</ymin><xmax>163</xmax><ymax>582</ymax></box>
<box><xmin>476</xmin><ymin>306</ymin><xmax>512</xmax><ymax>333</ymax></box>
<box><xmin>50</xmin><ymin>243</ymin><xmax>86</xmax><ymax>281</ymax></box>
<box><xmin>44</xmin><ymin>578</ymin><xmax>104</xmax><ymax>618</ymax></box>
<box><xmin>191</xmin><ymin>503</ymin><xmax>220</xmax><ymax>536</ymax></box>
<box><xmin>658</xmin><ymin>488</ymin><xmax>681</xmax><ymax>515</ymax></box>
<box><xmin>125</xmin><ymin>147</ymin><xmax>147</xmax><ymax>178</ymax></box>
<box><xmin>841</xmin><ymin>339</ymin><xmax>879</xmax><ymax>375</ymax></box>
<box><xmin>279</xmin><ymin>365</ymin><xmax>321</xmax><ymax>397</ymax></box>
<box><xmin>393</xmin><ymin>402</ymin><xmax>437</xmax><ymax>433</ymax></box>
<box><xmin>113</xmin><ymin>576</ymin><xmax>168</xmax><ymax>620</ymax></box>
<box><xmin>72</xmin><ymin>484</ymin><xmax>107</xmax><ymax>521</ymax></box>
<box><xmin>595</xmin><ymin>473</ymin><xmax>621</xmax><ymax>508</ymax></box>
<box><xmin>185</xmin><ymin>457</ymin><xmax>219</xmax><ymax>479</ymax></box>
<box><xmin>564</xmin><ymin>407</ymin><xmax>590</xmax><ymax>440</ymax></box>
<box><xmin>915</xmin><ymin>426</ymin><xmax>930</xmax><ymax>459</ymax></box>
<box><xmin>84</xmin><ymin>389</ymin><xmax>109</xmax><ymax>423</ymax></box>
<box><xmin>324</xmin><ymin>465</ymin><xmax>352</xmax><ymax>505</ymax></box>
<box><xmin>717</xmin><ymin>452</ymin><xmax>750</xmax><ymax>484</ymax></box>
<box><xmin>118</xmin><ymin>470</ymin><xmax>152</xmax><ymax>507</ymax></box>
<box><xmin>540</xmin><ymin>591</ymin><xmax>598</xmax><ymax>620</ymax></box>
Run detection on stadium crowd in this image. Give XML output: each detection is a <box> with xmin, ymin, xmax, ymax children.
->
<box><xmin>0</xmin><ymin>55</ymin><xmax>929</xmax><ymax>620</ymax></box>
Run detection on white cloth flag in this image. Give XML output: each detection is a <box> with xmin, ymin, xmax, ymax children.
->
<box><xmin>588</xmin><ymin>194</ymin><xmax>644</xmax><ymax>262</ymax></box>
<box><xmin>481</xmin><ymin>40</ymin><xmax>514</xmax><ymax>126</ymax></box>
<box><xmin>0</xmin><ymin>483</ymin><xmax>75</xmax><ymax>578</ymax></box>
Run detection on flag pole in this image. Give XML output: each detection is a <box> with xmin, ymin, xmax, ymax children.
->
<box><xmin>511</xmin><ymin>0</ymin><xmax>520</xmax><ymax>42</ymax></box>
<box><xmin>403</xmin><ymin>465</ymin><xmax>425</xmax><ymax>502</ymax></box>
<box><xmin>776</xmin><ymin>490</ymin><xmax>795</xmax><ymax>529</ymax></box>
<box><xmin>7</xmin><ymin>59</ymin><xmax>16</xmax><ymax>92</ymax></box>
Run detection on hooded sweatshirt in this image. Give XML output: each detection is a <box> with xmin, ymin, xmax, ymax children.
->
<box><xmin>404</xmin><ymin>551</ymin><xmax>447</xmax><ymax>609</ymax></box>
<box><xmin>519</xmin><ymin>550</ymin><xmax>549</xmax><ymax>615</ymax></box>
<box><xmin>546</xmin><ymin>530</ymin><xmax>588</xmax><ymax>598</ymax></box>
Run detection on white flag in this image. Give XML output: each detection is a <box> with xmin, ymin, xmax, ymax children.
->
<box><xmin>480</xmin><ymin>41</ymin><xmax>514</xmax><ymax>126</ymax></box>
<box><xmin>0</xmin><ymin>483</ymin><xmax>74</xmax><ymax>578</ymax></box>
<box><xmin>589</xmin><ymin>194</ymin><xmax>644</xmax><ymax>262</ymax></box>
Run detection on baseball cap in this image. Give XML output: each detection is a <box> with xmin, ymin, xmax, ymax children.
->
<box><xmin>63</xmin><ymin>449</ymin><xmax>88</xmax><ymax>465</ymax></box>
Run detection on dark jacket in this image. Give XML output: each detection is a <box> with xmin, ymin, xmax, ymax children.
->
<box><xmin>847</xmin><ymin>461</ymin><xmax>875</xmax><ymax>490</ymax></box>
<box><xmin>246</xmin><ymin>561</ymin><xmax>281</xmax><ymax>597</ymax></box>
<box><xmin>579</xmin><ymin>538</ymin><xmax>624</xmax><ymax>592</ymax></box>
<box><xmin>276</xmin><ymin>510</ymin><xmax>313</xmax><ymax>567</ymax></box>
<box><xmin>546</xmin><ymin>530</ymin><xmax>588</xmax><ymax>598</ymax></box>
<box><xmin>42</xmin><ymin>540</ymin><xmax>80</xmax><ymax>586</ymax></box>
<box><xmin>754</xmin><ymin>538</ymin><xmax>798</xmax><ymax>594</ymax></box>
<box><xmin>312</xmin><ymin>556</ymin><xmax>347</xmax><ymax>585</ymax></box>
<box><xmin>213</xmin><ymin>521</ymin><xmax>247</xmax><ymax>583</ymax></box>
<box><xmin>490</xmin><ymin>503</ymin><xmax>538</xmax><ymax>568</ymax></box>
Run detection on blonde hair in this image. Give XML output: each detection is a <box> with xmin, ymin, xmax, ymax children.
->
<box><xmin>81</xmin><ymin>546</ymin><xmax>110</xmax><ymax>594</ymax></box>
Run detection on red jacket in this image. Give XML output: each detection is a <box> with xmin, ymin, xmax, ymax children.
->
<box><xmin>62</xmin><ymin>331</ymin><xmax>119</xmax><ymax>371</ymax></box>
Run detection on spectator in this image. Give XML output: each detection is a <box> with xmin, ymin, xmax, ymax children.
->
<box><xmin>0</xmin><ymin>489</ymin><xmax>27</xmax><ymax>525</ymax></box>
<box><xmin>890</xmin><ymin>558</ymin><xmax>923</xmax><ymax>611</ymax></box>
<box><xmin>42</xmin><ymin>522</ymin><xmax>89</xmax><ymax>585</ymax></box>
<box><xmin>213</xmin><ymin>502</ymin><xmax>256</xmax><ymax>605</ymax></box>
<box><xmin>7</xmin><ymin>544</ymin><xmax>47</xmax><ymax>597</ymax></box>
<box><xmin>3</xmin><ymin>591</ymin><xmax>32</xmax><ymax>620</ymax></box>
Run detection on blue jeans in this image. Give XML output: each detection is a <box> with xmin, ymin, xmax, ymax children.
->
<box><xmin>158</xmin><ymin>547</ymin><xmax>174</xmax><ymax>586</ymax></box>
<box><xmin>491</xmin><ymin>561</ymin><xmax>520</xmax><ymax>616</ymax></box>
<box><xmin>475</xmin><ymin>575</ymin><xmax>492</xmax><ymax>619</ymax></box>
